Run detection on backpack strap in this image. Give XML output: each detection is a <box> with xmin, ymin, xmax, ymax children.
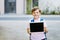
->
<box><xmin>40</xmin><ymin>18</ymin><xmax>44</xmax><ymax>21</ymax></box>
<box><xmin>31</xmin><ymin>19</ymin><xmax>34</xmax><ymax>22</ymax></box>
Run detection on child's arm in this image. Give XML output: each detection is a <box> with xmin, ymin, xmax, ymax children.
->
<box><xmin>44</xmin><ymin>20</ymin><xmax>48</xmax><ymax>33</ymax></box>
<box><xmin>27</xmin><ymin>23</ymin><xmax>31</xmax><ymax>34</ymax></box>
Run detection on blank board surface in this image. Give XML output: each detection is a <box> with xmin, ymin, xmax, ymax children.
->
<box><xmin>30</xmin><ymin>22</ymin><xmax>44</xmax><ymax>32</ymax></box>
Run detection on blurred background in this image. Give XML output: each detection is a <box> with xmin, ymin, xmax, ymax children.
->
<box><xmin>0</xmin><ymin>0</ymin><xmax>60</xmax><ymax>15</ymax></box>
<box><xmin>0</xmin><ymin>0</ymin><xmax>60</xmax><ymax>40</ymax></box>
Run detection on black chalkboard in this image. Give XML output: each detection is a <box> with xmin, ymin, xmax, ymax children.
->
<box><xmin>30</xmin><ymin>22</ymin><xmax>44</xmax><ymax>32</ymax></box>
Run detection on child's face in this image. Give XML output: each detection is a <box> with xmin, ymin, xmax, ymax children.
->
<box><xmin>32</xmin><ymin>9</ymin><xmax>41</xmax><ymax>19</ymax></box>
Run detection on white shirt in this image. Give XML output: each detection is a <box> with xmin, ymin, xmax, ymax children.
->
<box><xmin>28</xmin><ymin>18</ymin><xmax>47</xmax><ymax>40</ymax></box>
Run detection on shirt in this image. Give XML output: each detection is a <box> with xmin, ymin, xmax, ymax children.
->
<box><xmin>28</xmin><ymin>18</ymin><xmax>47</xmax><ymax>40</ymax></box>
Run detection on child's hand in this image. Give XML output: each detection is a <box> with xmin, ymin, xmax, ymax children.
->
<box><xmin>27</xmin><ymin>28</ymin><xmax>31</xmax><ymax>35</ymax></box>
<box><xmin>44</xmin><ymin>27</ymin><xmax>48</xmax><ymax>33</ymax></box>
<box><xmin>28</xmin><ymin>31</ymin><xmax>31</xmax><ymax>35</ymax></box>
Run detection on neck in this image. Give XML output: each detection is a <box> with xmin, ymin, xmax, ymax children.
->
<box><xmin>34</xmin><ymin>17</ymin><xmax>39</xmax><ymax>20</ymax></box>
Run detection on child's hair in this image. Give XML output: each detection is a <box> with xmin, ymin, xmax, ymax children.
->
<box><xmin>32</xmin><ymin>7</ymin><xmax>41</xmax><ymax>13</ymax></box>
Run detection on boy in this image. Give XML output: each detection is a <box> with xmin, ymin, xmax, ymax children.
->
<box><xmin>27</xmin><ymin>7</ymin><xmax>48</xmax><ymax>40</ymax></box>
